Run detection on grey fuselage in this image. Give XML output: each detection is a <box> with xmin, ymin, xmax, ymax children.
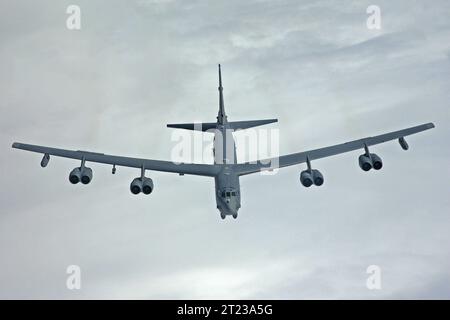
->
<box><xmin>212</xmin><ymin>64</ymin><xmax>241</xmax><ymax>218</ymax></box>
<box><xmin>213</xmin><ymin>123</ymin><xmax>241</xmax><ymax>218</ymax></box>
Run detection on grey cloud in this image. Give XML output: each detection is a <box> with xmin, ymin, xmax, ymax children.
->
<box><xmin>1</xmin><ymin>0</ymin><xmax>449</xmax><ymax>299</ymax></box>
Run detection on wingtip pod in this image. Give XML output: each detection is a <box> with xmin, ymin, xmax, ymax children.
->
<box><xmin>398</xmin><ymin>137</ymin><xmax>409</xmax><ymax>150</ymax></box>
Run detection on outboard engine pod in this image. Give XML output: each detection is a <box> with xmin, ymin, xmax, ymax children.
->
<box><xmin>300</xmin><ymin>170</ymin><xmax>313</xmax><ymax>187</ymax></box>
<box><xmin>130</xmin><ymin>178</ymin><xmax>143</xmax><ymax>195</ymax></box>
<box><xmin>312</xmin><ymin>169</ymin><xmax>324</xmax><ymax>186</ymax></box>
<box><xmin>359</xmin><ymin>154</ymin><xmax>373</xmax><ymax>171</ymax></box>
<box><xmin>69</xmin><ymin>167</ymin><xmax>82</xmax><ymax>184</ymax></box>
<box><xmin>370</xmin><ymin>153</ymin><xmax>383</xmax><ymax>170</ymax></box>
<box><xmin>142</xmin><ymin>178</ymin><xmax>154</xmax><ymax>195</ymax></box>
<box><xmin>81</xmin><ymin>167</ymin><xmax>93</xmax><ymax>184</ymax></box>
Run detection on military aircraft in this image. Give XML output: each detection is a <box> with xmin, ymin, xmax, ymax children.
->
<box><xmin>12</xmin><ymin>65</ymin><xmax>434</xmax><ymax>219</ymax></box>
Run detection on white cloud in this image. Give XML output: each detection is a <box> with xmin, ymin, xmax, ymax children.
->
<box><xmin>1</xmin><ymin>0</ymin><xmax>449</xmax><ymax>299</ymax></box>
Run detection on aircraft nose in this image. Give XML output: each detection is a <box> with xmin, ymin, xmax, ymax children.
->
<box><xmin>224</xmin><ymin>197</ymin><xmax>234</xmax><ymax>208</ymax></box>
<box><xmin>225</xmin><ymin>198</ymin><xmax>238</xmax><ymax>211</ymax></box>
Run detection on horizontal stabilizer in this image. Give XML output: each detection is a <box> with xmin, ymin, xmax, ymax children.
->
<box><xmin>167</xmin><ymin>119</ymin><xmax>278</xmax><ymax>132</ymax></box>
<box><xmin>167</xmin><ymin>122</ymin><xmax>217</xmax><ymax>132</ymax></box>
<box><xmin>229</xmin><ymin>119</ymin><xmax>278</xmax><ymax>131</ymax></box>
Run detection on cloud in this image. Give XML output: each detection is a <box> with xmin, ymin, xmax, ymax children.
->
<box><xmin>1</xmin><ymin>0</ymin><xmax>449</xmax><ymax>299</ymax></box>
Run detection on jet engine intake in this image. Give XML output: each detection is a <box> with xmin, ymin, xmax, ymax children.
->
<box><xmin>80</xmin><ymin>167</ymin><xmax>93</xmax><ymax>184</ymax></box>
<box><xmin>359</xmin><ymin>154</ymin><xmax>373</xmax><ymax>171</ymax></box>
<box><xmin>312</xmin><ymin>169</ymin><xmax>324</xmax><ymax>186</ymax></box>
<box><xmin>370</xmin><ymin>153</ymin><xmax>383</xmax><ymax>170</ymax></box>
<box><xmin>130</xmin><ymin>177</ymin><xmax>143</xmax><ymax>195</ymax></box>
<box><xmin>300</xmin><ymin>170</ymin><xmax>313</xmax><ymax>187</ymax></box>
<box><xmin>69</xmin><ymin>167</ymin><xmax>82</xmax><ymax>184</ymax></box>
<box><xmin>142</xmin><ymin>177</ymin><xmax>154</xmax><ymax>195</ymax></box>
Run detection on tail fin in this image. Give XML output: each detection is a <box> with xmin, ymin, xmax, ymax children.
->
<box><xmin>166</xmin><ymin>65</ymin><xmax>277</xmax><ymax>132</ymax></box>
<box><xmin>217</xmin><ymin>64</ymin><xmax>227</xmax><ymax>124</ymax></box>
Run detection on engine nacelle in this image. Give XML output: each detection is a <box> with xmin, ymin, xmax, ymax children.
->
<box><xmin>359</xmin><ymin>154</ymin><xmax>373</xmax><ymax>171</ymax></box>
<box><xmin>130</xmin><ymin>178</ymin><xmax>143</xmax><ymax>195</ymax></box>
<box><xmin>130</xmin><ymin>177</ymin><xmax>154</xmax><ymax>195</ymax></box>
<box><xmin>142</xmin><ymin>178</ymin><xmax>154</xmax><ymax>195</ymax></box>
<box><xmin>312</xmin><ymin>169</ymin><xmax>324</xmax><ymax>186</ymax></box>
<box><xmin>81</xmin><ymin>167</ymin><xmax>93</xmax><ymax>184</ymax></box>
<box><xmin>69</xmin><ymin>167</ymin><xmax>82</xmax><ymax>184</ymax></box>
<box><xmin>69</xmin><ymin>168</ymin><xmax>81</xmax><ymax>184</ymax></box>
<box><xmin>300</xmin><ymin>170</ymin><xmax>313</xmax><ymax>187</ymax></box>
<box><xmin>69</xmin><ymin>167</ymin><xmax>93</xmax><ymax>184</ymax></box>
<box><xmin>359</xmin><ymin>153</ymin><xmax>383</xmax><ymax>171</ymax></box>
<box><xmin>370</xmin><ymin>153</ymin><xmax>383</xmax><ymax>170</ymax></box>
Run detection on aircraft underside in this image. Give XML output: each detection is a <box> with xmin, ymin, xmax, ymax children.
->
<box><xmin>11</xmin><ymin>64</ymin><xmax>435</xmax><ymax>220</ymax></box>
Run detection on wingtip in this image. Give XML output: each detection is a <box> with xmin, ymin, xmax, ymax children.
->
<box><xmin>12</xmin><ymin>142</ymin><xmax>20</xmax><ymax>148</ymax></box>
<box><xmin>428</xmin><ymin>122</ymin><xmax>435</xmax><ymax>129</ymax></box>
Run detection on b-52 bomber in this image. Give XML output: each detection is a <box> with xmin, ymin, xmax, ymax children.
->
<box><xmin>12</xmin><ymin>65</ymin><xmax>435</xmax><ymax>219</ymax></box>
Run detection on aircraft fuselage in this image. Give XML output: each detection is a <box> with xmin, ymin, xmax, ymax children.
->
<box><xmin>213</xmin><ymin>124</ymin><xmax>241</xmax><ymax>219</ymax></box>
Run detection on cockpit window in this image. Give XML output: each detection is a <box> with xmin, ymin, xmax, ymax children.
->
<box><xmin>221</xmin><ymin>191</ymin><xmax>237</xmax><ymax>197</ymax></box>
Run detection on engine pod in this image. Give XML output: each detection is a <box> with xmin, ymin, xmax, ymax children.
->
<box><xmin>142</xmin><ymin>178</ymin><xmax>154</xmax><ymax>195</ymax></box>
<box><xmin>80</xmin><ymin>167</ymin><xmax>93</xmax><ymax>184</ymax></box>
<box><xmin>312</xmin><ymin>169</ymin><xmax>324</xmax><ymax>186</ymax></box>
<box><xmin>130</xmin><ymin>177</ymin><xmax>143</xmax><ymax>195</ymax></box>
<box><xmin>370</xmin><ymin>154</ymin><xmax>383</xmax><ymax>170</ymax></box>
<box><xmin>300</xmin><ymin>170</ymin><xmax>313</xmax><ymax>187</ymax></box>
<box><xmin>69</xmin><ymin>167</ymin><xmax>82</xmax><ymax>184</ymax></box>
<box><xmin>359</xmin><ymin>155</ymin><xmax>373</xmax><ymax>171</ymax></box>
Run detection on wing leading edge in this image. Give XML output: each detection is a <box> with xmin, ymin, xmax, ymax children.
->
<box><xmin>235</xmin><ymin>122</ymin><xmax>435</xmax><ymax>175</ymax></box>
<box><xmin>11</xmin><ymin>143</ymin><xmax>220</xmax><ymax>177</ymax></box>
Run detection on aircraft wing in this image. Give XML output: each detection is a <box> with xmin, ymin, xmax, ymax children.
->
<box><xmin>235</xmin><ymin>123</ymin><xmax>435</xmax><ymax>175</ymax></box>
<box><xmin>11</xmin><ymin>143</ymin><xmax>220</xmax><ymax>177</ymax></box>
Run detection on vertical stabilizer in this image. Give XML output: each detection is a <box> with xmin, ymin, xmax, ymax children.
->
<box><xmin>217</xmin><ymin>64</ymin><xmax>227</xmax><ymax>124</ymax></box>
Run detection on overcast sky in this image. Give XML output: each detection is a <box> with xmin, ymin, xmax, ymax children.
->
<box><xmin>1</xmin><ymin>0</ymin><xmax>449</xmax><ymax>299</ymax></box>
